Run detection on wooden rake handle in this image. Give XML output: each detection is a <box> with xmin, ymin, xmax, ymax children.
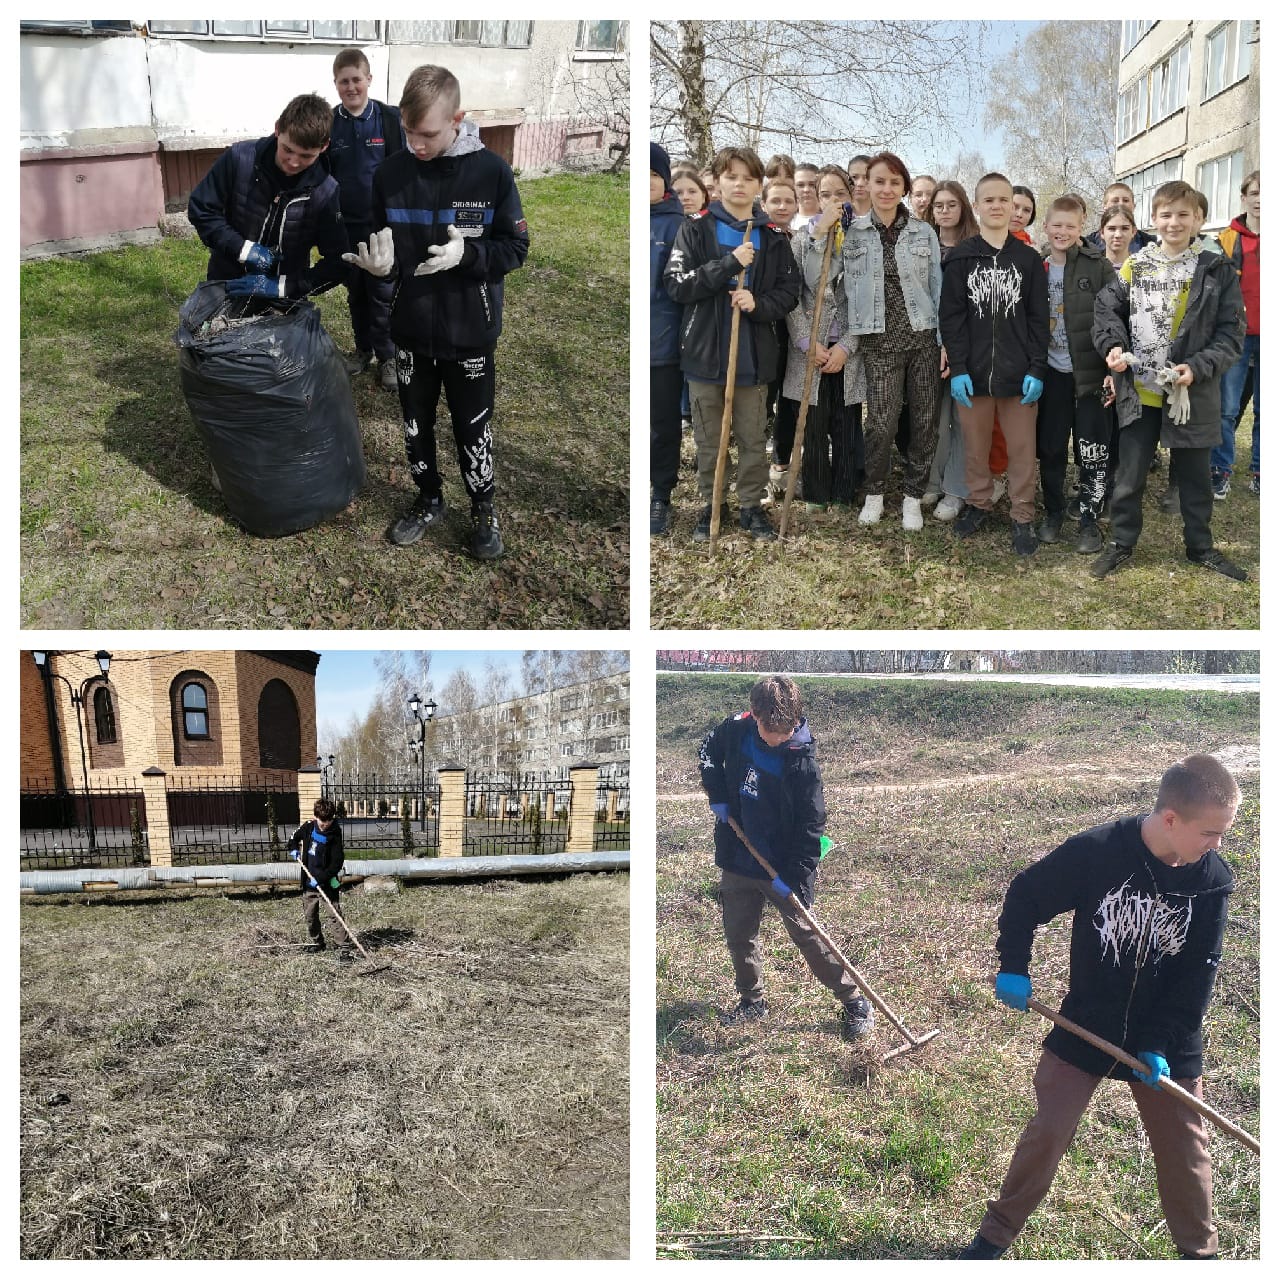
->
<box><xmin>724</xmin><ymin>816</ymin><xmax>924</xmax><ymax>1048</ymax></box>
<box><xmin>780</xmin><ymin>222</ymin><xmax>837</xmax><ymax>538</ymax></box>
<box><xmin>1027</xmin><ymin>997</ymin><xmax>1259</xmax><ymax>1156</ymax></box>
<box><xmin>709</xmin><ymin>220</ymin><xmax>754</xmax><ymax>549</ymax></box>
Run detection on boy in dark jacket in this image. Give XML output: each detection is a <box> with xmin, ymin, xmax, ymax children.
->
<box><xmin>938</xmin><ymin>172</ymin><xmax>1050</xmax><ymax>556</ymax></box>
<box><xmin>188</xmin><ymin>93</ymin><xmax>349</xmax><ymax>301</ymax></box>
<box><xmin>1084</xmin><ymin>182</ymin><xmax>1157</xmax><ymax>256</ymax></box>
<box><xmin>698</xmin><ymin>675</ymin><xmax>873</xmax><ymax>1036</ymax></box>
<box><xmin>1035</xmin><ymin>195</ymin><xmax>1116</xmax><ymax>553</ymax></box>
<box><xmin>960</xmin><ymin>754</ymin><xmax>1239</xmax><ymax>1261</ymax></box>
<box><xmin>665</xmin><ymin>146</ymin><xmax>800</xmax><ymax>542</ymax></box>
<box><xmin>326</xmin><ymin>48</ymin><xmax>405</xmax><ymax>389</ymax></box>
<box><xmin>346</xmin><ymin>65</ymin><xmax>529</xmax><ymax>560</ymax></box>
<box><xmin>287</xmin><ymin>798</ymin><xmax>350</xmax><ymax>956</ymax></box>
<box><xmin>1091</xmin><ymin>180</ymin><xmax>1246</xmax><ymax>580</ymax></box>
<box><xmin>650</xmin><ymin>143</ymin><xmax>687</xmax><ymax>537</ymax></box>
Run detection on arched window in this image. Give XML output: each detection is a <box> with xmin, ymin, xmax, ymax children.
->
<box><xmin>92</xmin><ymin>686</ymin><xmax>117</xmax><ymax>744</ymax></box>
<box><xmin>182</xmin><ymin>682</ymin><xmax>210</xmax><ymax>738</ymax></box>
<box><xmin>258</xmin><ymin>679</ymin><xmax>301</xmax><ymax>769</ymax></box>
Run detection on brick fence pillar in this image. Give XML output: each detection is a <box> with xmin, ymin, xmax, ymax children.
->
<box><xmin>438</xmin><ymin>766</ymin><xmax>465</xmax><ymax>857</ymax></box>
<box><xmin>140</xmin><ymin>767</ymin><xmax>171</xmax><ymax>868</ymax></box>
<box><xmin>297</xmin><ymin>767</ymin><xmax>322</xmax><ymax>824</ymax></box>
<box><xmin>567</xmin><ymin>762</ymin><xmax>600</xmax><ymax>853</ymax></box>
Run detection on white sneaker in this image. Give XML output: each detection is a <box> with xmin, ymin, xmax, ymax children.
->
<box><xmin>991</xmin><ymin>475</ymin><xmax>1008</xmax><ymax>505</ymax></box>
<box><xmin>921</xmin><ymin>489</ymin><xmax>942</xmax><ymax>509</ymax></box>
<box><xmin>934</xmin><ymin>494</ymin><xmax>964</xmax><ymax>521</ymax></box>
<box><xmin>902</xmin><ymin>496</ymin><xmax>923</xmax><ymax>531</ymax></box>
<box><xmin>859</xmin><ymin>494</ymin><xmax>884</xmax><ymax>525</ymax></box>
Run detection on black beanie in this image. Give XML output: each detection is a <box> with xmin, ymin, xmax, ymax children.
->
<box><xmin>650</xmin><ymin>142</ymin><xmax>672</xmax><ymax>192</ymax></box>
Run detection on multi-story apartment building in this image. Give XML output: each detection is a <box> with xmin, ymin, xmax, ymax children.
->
<box><xmin>1114</xmin><ymin>20</ymin><xmax>1258</xmax><ymax>232</ymax></box>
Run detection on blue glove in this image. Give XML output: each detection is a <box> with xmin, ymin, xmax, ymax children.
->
<box><xmin>1021</xmin><ymin>374</ymin><xmax>1044</xmax><ymax>405</ymax></box>
<box><xmin>226</xmin><ymin>273</ymin><xmax>285</xmax><ymax>299</ymax></box>
<box><xmin>950</xmin><ymin>373</ymin><xmax>974</xmax><ymax>407</ymax></box>
<box><xmin>307</xmin><ymin>876</ymin><xmax>318</xmax><ymax>888</ymax></box>
<box><xmin>1133</xmin><ymin>1051</ymin><xmax>1170</xmax><ymax>1089</ymax></box>
<box><xmin>287</xmin><ymin>847</ymin><xmax>299</xmax><ymax>861</ymax></box>
<box><xmin>241</xmin><ymin>241</ymin><xmax>277</xmax><ymax>272</ymax></box>
<box><xmin>994</xmin><ymin>972</ymin><xmax>1031</xmax><ymax>1011</ymax></box>
<box><xmin>709</xmin><ymin>803</ymin><xmax>730</xmax><ymax>822</ymax></box>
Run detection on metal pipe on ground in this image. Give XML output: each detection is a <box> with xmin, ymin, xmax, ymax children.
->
<box><xmin>20</xmin><ymin>850</ymin><xmax>630</xmax><ymax>896</ymax></box>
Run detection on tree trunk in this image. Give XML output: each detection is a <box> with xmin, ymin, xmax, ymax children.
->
<box><xmin>678</xmin><ymin>21</ymin><xmax>713</xmax><ymax>167</ymax></box>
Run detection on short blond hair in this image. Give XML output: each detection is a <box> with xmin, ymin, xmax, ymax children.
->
<box><xmin>400</xmin><ymin>64</ymin><xmax>461</xmax><ymax>126</ymax></box>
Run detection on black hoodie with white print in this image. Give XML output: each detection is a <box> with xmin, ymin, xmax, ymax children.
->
<box><xmin>996</xmin><ymin>815</ymin><xmax>1234</xmax><ymax>1079</ymax></box>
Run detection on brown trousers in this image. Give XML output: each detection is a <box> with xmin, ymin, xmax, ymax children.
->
<box><xmin>957</xmin><ymin>396</ymin><xmax>1039</xmax><ymax>522</ymax></box>
<box><xmin>981</xmin><ymin>1049</ymin><xmax>1217</xmax><ymax>1257</ymax></box>
<box><xmin>719</xmin><ymin>868</ymin><xmax>859</xmax><ymax>1005</ymax></box>
<box><xmin>303</xmin><ymin>884</ymin><xmax>351</xmax><ymax>950</ymax></box>
<box><xmin>690</xmin><ymin>381</ymin><xmax>770</xmax><ymax>508</ymax></box>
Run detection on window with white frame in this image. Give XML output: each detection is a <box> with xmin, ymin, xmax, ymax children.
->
<box><xmin>1117</xmin><ymin>77</ymin><xmax>1148</xmax><ymax>143</ymax></box>
<box><xmin>575</xmin><ymin>20</ymin><xmax>626</xmax><ymax>54</ymax></box>
<box><xmin>1203</xmin><ymin>21</ymin><xmax>1254</xmax><ymax>101</ymax></box>
<box><xmin>1150</xmin><ymin>40</ymin><xmax>1190</xmax><ymax>126</ymax></box>
<box><xmin>148</xmin><ymin>19</ymin><xmax>379</xmax><ymax>41</ymax></box>
<box><xmin>1123</xmin><ymin>156</ymin><xmax>1184</xmax><ymax>228</ymax></box>
<box><xmin>1121</xmin><ymin>20</ymin><xmax>1155</xmax><ymax>56</ymax></box>
<box><xmin>1196</xmin><ymin>150</ymin><xmax>1244</xmax><ymax>227</ymax></box>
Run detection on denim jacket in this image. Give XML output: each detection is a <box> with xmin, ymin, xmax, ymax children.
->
<box><xmin>841</xmin><ymin>209</ymin><xmax>941</xmax><ymax>337</ymax></box>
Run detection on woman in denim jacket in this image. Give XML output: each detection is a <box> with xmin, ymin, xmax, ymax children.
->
<box><xmin>841</xmin><ymin>152</ymin><xmax>944</xmax><ymax>530</ymax></box>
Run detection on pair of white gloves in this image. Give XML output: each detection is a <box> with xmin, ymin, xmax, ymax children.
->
<box><xmin>342</xmin><ymin>226</ymin><xmax>464</xmax><ymax>278</ymax></box>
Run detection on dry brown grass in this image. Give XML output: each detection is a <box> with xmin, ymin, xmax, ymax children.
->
<box><xmin>21</xmin><ymin>872</ymin><xmax>629</xmax><ymax>1259</ymax></box>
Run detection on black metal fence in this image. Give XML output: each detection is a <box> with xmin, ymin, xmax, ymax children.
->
<box><xmin>324</xmin><ymin>774</ymin><xmax>440</xmax><ymax>856</ymax></box>
<box><xmin>594</xmin><ymin>779</ymin><xmax>630</xmax><ymax>850</ymax></box>
<box><xmin>166</xmin><ymin>773</ymin><xmax>300</xmax><ymax>865</ymax></box>
<box><xmin>20</xmin><ymin>776</ymin><xmax>149</xmax><ymax>869</ymax></box>
<box><xmin>464</xmin><ymin>770</ymin><xmax>570</xmax><ymax>856</ymax></box>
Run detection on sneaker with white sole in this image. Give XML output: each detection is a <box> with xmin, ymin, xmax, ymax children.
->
<box><xmin>859</xmin><ymin>494</ymin><xmax>884</xmax><ymax>525</ymax></box>
<box><xmin>934</xmin><ymin>494</ymin><xmax>964</xmax><ymax>522</ymax></box>
<box><xmin>902</xmin><ymin>496</ymin><xmax>923</xmax><ymax>530</ymax></box>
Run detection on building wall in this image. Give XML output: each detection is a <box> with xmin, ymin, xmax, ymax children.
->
<box><xmin>1115</xmin><ymin>20</ymin><xmax>1259</xmax><ymax>231</ymax></box>
<box><xmin>19</xmin><ymin>655</ymin><xmax>59</xmax><ymax>780</ymax></box>
<box><xmin>233</xmin><ymin>652</ymin><xmax>319</xmax><ymax>772</ymax></box>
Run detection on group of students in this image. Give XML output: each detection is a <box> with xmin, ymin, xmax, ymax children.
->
<box><xmin>650</xmin><ymin>142</ymin><xmax>1258</xmax><ymax>581</ymax></box>
<box><xmin>699</xmin><ymin>674</ymin><xmax>1241</xmax><ymax>1259</ymax></box>
<box><xmin>187</xmin><ymin>53</ymin><xmax>530</xmax><ymax>560</ymax></box>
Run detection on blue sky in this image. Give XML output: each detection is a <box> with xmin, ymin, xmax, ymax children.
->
<box><xmin>315</xmin><ymin>650</ymin><xmax>524</xmax><ymax>732</ymax></box>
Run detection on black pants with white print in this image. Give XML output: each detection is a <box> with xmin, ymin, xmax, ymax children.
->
<box><xmin>395</xmin><ymin>348</ymin><xmax>496</xmax><ymax>505</ymax></box>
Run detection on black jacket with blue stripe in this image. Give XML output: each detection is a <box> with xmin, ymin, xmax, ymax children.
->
<box><xmin>698</xmin><ymin>711</ymin><xmax>826</xmax><ymax>905</ymax></box>
<box><xmin>371</xmin><ymin>138</ymin><xmax>529</xmax><ymax>359</ymax></box>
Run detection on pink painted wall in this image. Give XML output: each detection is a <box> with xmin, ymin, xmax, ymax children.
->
<box><xmin>21</xmin><ymin>146</ymin><xmax>165</xmax><ymax>249</ymax></box>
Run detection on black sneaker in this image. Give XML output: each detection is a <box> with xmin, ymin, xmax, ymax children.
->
<box><xmin>1012</xmin><ymin>521</ymin><xmax>1038</xmax><ymax>556</ymax></box>
<box><xmin>650</xmin><ymin>497</ymin><xmax>671</xmax><ymax>537</ymax></box>
<box><xmin>1036</xmin><ymin>511</ymin><xmax>1064</xmax><ymax>544</ymax></box>
<box><xmin>958</xmin><ymin>1233</ymin><xmax>1008</xmax><ymax>1260</ymax></box>
<box><xmin>1090</xmin><ymin>543</ymin><xmax>1134</xmax><ymax>579</ymax></box>
<box><xmin>1159</xmin><ymin>486</ymin><xmax>1180</xmax><ymax>514</ymax></box>
<box><xmin>335</xmin><ymin>949</ymin><xmax>354</xmax><ymax>963</ymax></box>
<box><xmin>343</xmin><ymin>350</ymin><xmax>373</xmax><ymax>377</ymax></box>
<box><xmin>388</xmin><ymin>493</ymin><xmax>447</xmax><ymax>546</ymax></box>
<box><xmin>1075</xmin><ymin>516</ymin><xmax>1104</xmax><ymax>555</ymax></box>
<box><xmin>470</xmin><ymin>501</ymin><xmax>504</xmax><ymax>560</ymax></box>
<box><xmin>720</xmin><ymin>997</ymin><xmax>768</xmax><ymax>1026</ymax></box>
<box><xmin>739</xmin><ymin>506</ymin><xmax>776</xmax><ymax>541</ymax></box>
<box><xmin>378</xmin><ymin>358</ymin><xmax>399</xmax><ymax>392</ymax></box>
<box><xmin>842</xmin><ymin>995</ymin><xmax>875</xmax><ymax>1038</ymax></box>
<box><xmin>692</xmin><ymin>504</ymin><xmax>713</xmax><ymax>543</ymax></box>
<box><xmin>953</xmin><ymin>504</ymin><xmax>989</xmax><ymax>538</ymax></box>
<box><xmin>1187</xmin><ymin>548</ymin><xmax>1247</xmax><ymax>581</ymax></box>
<box><xmin>1211</xmin><ymin>471</ymin><xmax>1231</xmax><ymax>501</ymax></box>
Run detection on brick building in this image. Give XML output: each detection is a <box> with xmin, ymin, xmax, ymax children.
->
<box><xmin>21</xmin><ymin>649</ymin><xmax>320</xmax><ymax>789</ymax></box>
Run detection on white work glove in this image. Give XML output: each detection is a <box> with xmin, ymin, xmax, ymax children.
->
<box><xmin>342</xmin><ymin>227</ymin><xmax>395</xmax><ymax>277</ymax></box>
<box><xmin>414</xmin><ymin>225</ymin><xmax>465</xmax><ymax>276</ymax></box>
<box><xmin>1155</xmin><ymin>364</ymin><xmax>1192</xmax><ymax>425</ymax></box>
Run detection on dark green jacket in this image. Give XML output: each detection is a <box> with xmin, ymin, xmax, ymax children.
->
<box><xmin>1041</xmin><ymin>240</ymin><xmax>1115</xmax><ymax>397</ymax></box>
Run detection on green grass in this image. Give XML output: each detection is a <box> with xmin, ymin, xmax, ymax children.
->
<box><xmin>20</xmin><ymin>173</ymin><xmax>627</xmax><ymax>629</ymax></box>
<box><xmin>656</xmin><ymin>678</ymin><xmax>1259</xmax><ymax>1259</ymax></box>
<box><xmin>650</xmin><ymin>418</ymin><xmax>1259</xmax><ymax>628</ymax></box>
<box><xmin>22</xmin><ymin>871</ymin><xmax>629</xmax><ymax>1258</ymax></box>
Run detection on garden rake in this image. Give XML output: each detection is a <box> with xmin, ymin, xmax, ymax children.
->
<box><xmin>1026</xmin><ymin>995</ymin><xmax>1259</xmax><ymax>1156</ymax></box>
<box><xmin>779</xmin><ymin>206</ymin><xmax>839</xmax><ymax>537</ymax></box>
<box><xmin>295</xmin><ymin>862</ymin><xmax>390</xmax><ymax>977</ymax></box>
<box><xmin>724</xmin><ymin>816</ymin><xmax>941</xmax><ymax>1063</ymax></box>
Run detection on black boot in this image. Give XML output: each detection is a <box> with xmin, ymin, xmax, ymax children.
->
<box><xmin>957</xmin><ymin>1233</ymin><xmax>1007</xmax><ymax>1260</ymax></box>
<box><xmin>470</xmin><ymin>501</ymin><xmax>504</xmax><ymax>560</ymax></box>
<box><xmin>739</xmin><ymin>506</ymin><xmax>776</xmax><ymax>541</ymax></box>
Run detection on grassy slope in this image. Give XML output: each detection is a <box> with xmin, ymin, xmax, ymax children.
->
<box><xmin>656</xmin><ymin>677</ymin><xmax>1259</xmax><ymax>1259</ymax></box>
<box><xmin>20</xmin><ymin>173</ymin><xmax>627</xmax><ymax>629</ymax></box>
<box><xmin>22</xmin><ymin>872</ymin><xmax>629</xmax><ymax>1259</ymax></box>
<box><xmin>650</xmin><ymin>420</ymin><xmax>1259</xmax><ymax>628</ymax></box>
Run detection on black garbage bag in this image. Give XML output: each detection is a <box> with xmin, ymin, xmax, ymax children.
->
<box><xmin>175</xmin><ymin>281</ymin><xmax>366</xmax><ymax>537</ymax></box>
